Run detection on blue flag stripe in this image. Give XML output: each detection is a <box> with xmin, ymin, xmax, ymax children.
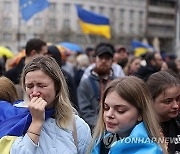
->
<box><xmin>131</xmin><ymin>40</ymin><xmax>154</xmax><ymax>49</ymax></box>
<box><xmin>0</xmin><ymin>101</ymin><xmax>54</xmax><ymax>138</ymax></box>
<box><xmin>76</xmin><ymin>5</ymin><xmax>109</xmax><ymax>25</ymax></box>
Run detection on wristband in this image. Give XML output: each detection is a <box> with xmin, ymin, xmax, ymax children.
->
<box><xmin>27</xmin><ymin>131</ymin><xmax>40</xmax><ymax>136</ymax></box>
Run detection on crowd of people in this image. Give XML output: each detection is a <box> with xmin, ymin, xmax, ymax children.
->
<box><xmin>0</xmin><ymin>38</ymin><xmax>179</xmax><ymax>154</ymax></box>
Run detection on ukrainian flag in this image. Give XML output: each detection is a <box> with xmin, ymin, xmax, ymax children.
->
<box><xmin>131</xmin><ymin>40</ymin><xmax>154</xmax><ymax>57</ymax></box>
<box><xmin>76</xmin><ymin>5</ymin><xmax>111</xmax><ymax>39</ymax></box>
<box><xmin>0</xmin><ymin>101</ymin><xmax>54</xmax><ymax>153</ymax></box>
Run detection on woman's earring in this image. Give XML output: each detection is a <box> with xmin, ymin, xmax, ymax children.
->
<box><xmin>137</xmin><ymin>116</ymin><xmax>142</xmax><ymax>122</ymax></box>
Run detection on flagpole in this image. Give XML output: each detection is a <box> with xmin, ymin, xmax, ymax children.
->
<box><xmin>17</xmin><ymin>1</ymin><xmax>21</xmax><ymax>52</ymax></box>
<box><xmin>85</xmin><ymin>34</ymin><xmax>92</xmax><ymax>46</ymax></box>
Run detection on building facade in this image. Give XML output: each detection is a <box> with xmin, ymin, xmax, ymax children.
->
<box><xmin>0</xmin><ymin>0</ymin><xmax>147</xmax><ymax>53</ymax></box>
<box><xmin>146</xmin><ymin>0</ymin><xmax>177</xmax><ymax>52</ymax></box>
<box><xmin>0</xmin><ymin>0</ymin><xmax>177</xmax><ymax>54</ymax></box>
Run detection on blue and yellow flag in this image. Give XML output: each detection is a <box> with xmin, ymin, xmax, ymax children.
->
<box><xmin>131</xmin><ymin>40</ymin><xmax>154</xmax><ymax>57</ymax></box>
<box><xmin>76</xmin><ymin>5</ymin><xmax>111</xmax><ymax>39</ymax></box>
<box><xmin>19</xmin><ymin>0</ymin><xmax>49</xmax><ymax>21</ymax></box>
<box><xmin>0</xmin><ymin>101</ymin><xmax>54</xmax><ymax>153</ymax></box>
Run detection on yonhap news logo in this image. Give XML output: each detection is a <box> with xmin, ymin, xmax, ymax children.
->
<box><xmin>103</xmin><ymin>133</ymin><xmax>118</xmax><ymax>148</ymax></box>
<box><xmin>102</xmin><ymin>135</ymin><xmax>180</xmax><ymax>147</ymax></box>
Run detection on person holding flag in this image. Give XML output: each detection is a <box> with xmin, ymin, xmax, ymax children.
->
<box><xmin>0</xmin><ymin>56</ymin><xmax>91</xmax><ymax>154</ymax></box>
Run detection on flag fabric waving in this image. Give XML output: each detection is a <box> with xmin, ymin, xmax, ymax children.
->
<box><xmin>0</xmin><ymin>100</ymin><xmax>54</xmax><ymax>153</ymax></box>
<box><xmin>76</xmin><ymin>5</ymin><xmax>111</xmax><ymax>39</ymax></box>
<box><xmin>19</xmin><ymin>0</ymin><xmax>49</xmax><ymax>21</ymax></box>
<box><xmin>131</xmin><ymin>40</ymin><xmax>154</xmax><ymax>57</ymax></box>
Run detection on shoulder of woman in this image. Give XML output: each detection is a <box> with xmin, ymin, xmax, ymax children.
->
<box><xmin>74</xmin><ymin>115</ymin><xmax>91</xmax><ymax>131</ymax></box>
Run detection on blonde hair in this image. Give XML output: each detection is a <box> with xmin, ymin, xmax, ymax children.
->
<box><xmin>0</xmin><ymin>76</ymin><xmax>18</xmax><ymax>103</ymax></box>
<box><xmin>76</xmin><ymin>54</ymin><xmax>89</xmax><ymax>69</ymax></box>
<box><xmin>123</xmin><ymin>57</ymin><xmax>141</xmax><ymax>75</ymax></box>
<box><xmin>88</xmin><ymin>76</ymin><xmax>167</xmax><ymax>153</ymax></box>
<box><xmin>21</xmin><ymin>56</ymin><xmax>74</xmax><ymax>129</ymax></box>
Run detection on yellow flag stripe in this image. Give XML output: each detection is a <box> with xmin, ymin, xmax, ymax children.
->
<box><xmin>0</xmin><ymin>136</ymin><xmax>17</xmax><ymax>154</ymax></box>
<box><xmin>79</xmin><ymin>19</ymin><xmax>111</xmax><ymax>39</ymax></box>
<box><xmin>134</xmin><ymin>47</ymin><xmax>148</xmax><ymax>57</ymax></box>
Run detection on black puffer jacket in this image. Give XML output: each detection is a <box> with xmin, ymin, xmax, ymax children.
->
<box><xmin>135</xmin><ymin>64</ymin><xmax>158</xmax><ymax>81</ymax></box>
<box><xmin>48</xmin><ymin>45</ymin><xmax>78</xmax><ymax>110</ymax></box>
<box><xmin>160</xmin><ymin>114</ymin><xmax>180</xmax><ymax>153</ymax></box>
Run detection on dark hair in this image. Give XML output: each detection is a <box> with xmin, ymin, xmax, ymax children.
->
<box><xmin>147</xmin><ymin>71</ymin><xmax>180</xmax><ymax>100</ymax></box>
<box><xmin>167</xmin><ymin>60</ymin><xmax>178</xmax><ymax>74</ymax></box>
<box><xmin>86</xmin><ymin>47</ymin><xmax>94</xmax><ymax>53</ymax></box>
<box><xmin>48</xmin><ymin>45</ymin><xmax>62</xmax><ymax>67</ymax></box>
<box><xmin>95</xmin><ymin>42</ymin><xmax>115</xmax><ymax>54</ymax></box>
<box><xmin>145</xmin><ymin>52</ymin><xmax>157</xmax><ymax>65</ymax></box>
<box><xmin>25</xmin><ymin>38</ymin><xmax>47</xmax><ymax>56</ymax></box>
<box><xmin>0</xmin><ymin>64</ymin><xmax>2</xmax><ymax>76</ymax></box>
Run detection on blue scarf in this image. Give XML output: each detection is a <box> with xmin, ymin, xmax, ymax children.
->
<box><xmin>91</xmin><ymin>122</ymin><xmax>163</xmax><ymax>154</ymax></box>
<box><xmin>0</xmin><ymin>100</ymin><xmax>55</xmax><ymax>138</ymax></box>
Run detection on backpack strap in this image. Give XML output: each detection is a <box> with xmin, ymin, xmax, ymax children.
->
<box><xmin>88</xmin><ymin>76</ymin><xmax>100</xmax><ymax>101</ymax></box>
<box><xmin>72</xmin><ymin>115</ymin><xmax>78</xmax><ymax>151</ymax></box>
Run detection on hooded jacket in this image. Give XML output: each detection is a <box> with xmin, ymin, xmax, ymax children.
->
<box><xmin>48</xmin><ymin>46</ymin><xmax>78</xmax><ymax>110</ymax></box>
<box><xmin>77</xmin><ymin>69</ymin><xmax>116</xmax><ymax>129</ymax></box>
<box><xmin>91</xmin><ymin>122</ymin><xmax>163</xmax><ymax>154</ymax></box>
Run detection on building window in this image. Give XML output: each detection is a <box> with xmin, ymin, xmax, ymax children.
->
<box><xmin>90</xmin><ymin>6</ymin><xmax>95</xmax><ymax>12</ymax></box>
<box><xmin>34</xmin><ymin>18</ymin><xmax>42</xmax><ymax>27</ymax></box>
<box><xmin>120</xmin><ymin>22</ymin><xmax>124</xmax><ymax>33</ymax></box>
<box><xmin>139</xmin><ymin>11</ymin><xmax>143</xmax><ymax>21</ymax></box>
<box><xmin>63</xmin><ymin>19</ymin><xmax>70</xmax><ymax>28</ymax></box>
<box><xmin>20</xmin><ymin>18</ymin><xmax>26</xmax><ymax>26</ymax></box>
<box><xmin>3</xmin><ymin>33</ymin><xmax>12</xmax><ymax>41</ymax></box>
<box><xmin>33</xmin><ymin>34</ymin><xmax>43</xmax><ymax>39</ymax></box>
<box><xmin>129</xmin><ymin>10</ymin><xmax>134</xmax><ymax>20</ymax></box>
<box><xmin>3</xmin><ymin>17</ymin><xmax>11</xmax><ymax>27</ymax></box>
<box><xmin>111</xmin><ymin>21</ymin><xmax>114</xmax><ymax>30</ymax></box>
<box><xmin>76</xmin><ymin>35</ymin><xmax>84</xmax><ymax>44</ymax></box>
<box><xmin>110</xmin><ymin>8</ymin><xmax>115</xmax><ymax>17</ymax></box>
<box><xmin>120</xmin><ymin>9</ymin><xmax>125</xmax><ymax>19</ymax></box>
<box><xmin>99</xmin><ymin>6</ymin><xmax>104</xmax><ymax>15</ymax></box>
<box><xmin>19</xmin><ymin>33</ymin><xmax>26</xmax><ymax>41</ymax></box>
<box><xmin>48</xmin><ymin>34</ymin><xmax>56</xmax><ymax>43</ymax></box>
<box><xmin>89</xmin><ymin>35</ymin><xmax>96</xmax><ymax>44</ymax></box>
<box><xmin>4</xmin><ymin>1</ymin><xmax>11</xmax><ymax>11</ymax></box>
<box><xmin>49</xmin><ymin>18</ymin><xmax>56</xmax><ymax>28</ymax></box>
<box><xmin>129</xmin><ymin>23</ymin><xmax>134</xmax><ymax>33</ymax></box>
<box><xmin>77</xmin><ymin>20</ymin><xmax>81</xmax><ymax>32</ymax></box>
<box><xmin>49</xmin><ymin>3</ymin><xmax>56</xmax><ymax>12</ymax></box>
<box><xmin>64</xmin><ymin>3</ymin><xmax>70</xmax><ymax>13</ymax></box>
<box><xmin>138</xmin><ymin>24</ymin><xmax>143</xmax><ymax>34</ymax></box>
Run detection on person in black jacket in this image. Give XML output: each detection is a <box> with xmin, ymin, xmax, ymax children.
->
<box><xmin>4</xmin><ymin>38</ymin><xmax>47</xmax><ymax>84</ymax></box>
<box><xmin>47</xmin><ymin>45</ymin><xmax>78</xmax><ymax>110</ymax></box>
<box><xmin>135</xmin><ymin>52</ymin><xmax>163</xmax><ymax>81</ymax></box>
<box><xmin>147</xmin><ymin>71</ymin><xmax>180</xmax><ymax>153</ymax></box>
